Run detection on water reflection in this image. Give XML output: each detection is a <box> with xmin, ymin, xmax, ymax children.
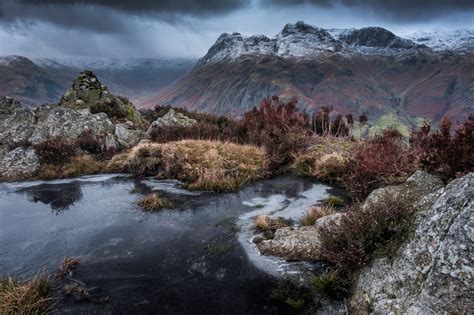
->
<box><xmin>18</xmin><ymin>182</ymin><xmax>83</xmax><ymax>214</ymax></box>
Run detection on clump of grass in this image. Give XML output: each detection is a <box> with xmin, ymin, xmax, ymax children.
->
<box><xmin>299</xmin><ymin>205</ymin><xmax>335</xmax><ymax>226</ymax></box>
<box><xmin>319</xmin><ymin>193</ymin><xmax>414</xmax><ymax>272</ymax></box>
<box><xmin>0</xmin><ymin>273</ymin><xmax>54</xmax><ymax>314</ymax></box>
<box><xmin>254</xmin><ymin>215</ymin><xmax>287</xmax><ymax>231</ymax></box>
<box><xmin>322</xmin><ymin>195</ymin><xmax>345</xmax><ymax>207</ymax></box>
<box><xmin>127</xmin><ymin>140</ymin><xmax>268</xmax><ymax>192</ymax></box>
<box><xmin>309</xmin><ymin>270</ymin><xmax>349</xmax><ymax>300</ymax></box>
<box><xmin>37</xmin><ymin>155</ymin><xmax>105</xmax><ymax>180</ymax></box>
<box><xmin>138</xmin><ymin>193</ymin><xmax>174</xmax><ymax>211</ymax></box>
<box><xmin>292</xmin><ymin>138</ymin><xmax>354</xmax><ymax>183</ymax></box>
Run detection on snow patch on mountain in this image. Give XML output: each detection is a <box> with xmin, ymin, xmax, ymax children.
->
<box><xmin>200</xmin><ymin>22</ymin><xmax>427</xmax><ymax>65</ymax></box>
<box><xmin>200</xmin><ymin>22</ymin><xmax>473</xmax><ymax>65</ymax></box>
<box><xmin>400</xmin><ymin>29</ymin><xmax>474</xmax><ymax>52</ymax></box>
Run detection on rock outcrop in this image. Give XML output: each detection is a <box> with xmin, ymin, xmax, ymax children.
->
<box><xmin>350</xmin><ymin>172</ymin><xmax>473</xmax><ymax>314</ymax></box>
<box><xmin>256</xmin><ymin>171</ymin><xmax>473</xmax><ymax>313</ymax></box>
<box><xmin>0</xmin><ymin>104</ymin><xmax>115</xmax><ymax>147</ymax></box>
<box><xmin>146</xmin><ymin>109</ymin><xmax>197</xmax><ymax>137</ymax></box>
<box><xmin>0</xmin><ymin>71</ymin><xmax>146</xmax><ymax>179</ymax></box>
<box><xmin>256</xmin><ymin>213</ymin><xmax>342</xmax><ymax>261</ymax></box>
<box><xmin>60</xmin><ymin>70</ymin><xmax>146</xmax><ymax>128</ymax></box>
<box><xmin>0</xmin><ymin>147</ymin><xmax>39</xmax><ymax>179</ymax></box>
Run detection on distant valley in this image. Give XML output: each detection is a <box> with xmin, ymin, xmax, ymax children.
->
<box><xmin>0</xmin><ymin>55</ymin><xmax>195</xmax><ymax>108</ymax></box>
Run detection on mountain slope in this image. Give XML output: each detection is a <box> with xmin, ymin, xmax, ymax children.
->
<box><xmin>147</xmin><ymin>22</ymin><xmax>474</xmax><ymax>125</ymax></box>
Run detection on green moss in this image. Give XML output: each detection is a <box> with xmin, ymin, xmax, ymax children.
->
<box><xmin>322</xmin><ymin>195</ymin><xmax>345</xmax><ymax>207</ymax></box>
<box><xmin>368</xmin><ymin>114</ymin><xmax>411</xmax><ymax>138</ymax></box>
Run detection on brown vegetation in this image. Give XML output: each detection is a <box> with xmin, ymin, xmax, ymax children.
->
<box><xmin>37</xmin><ymin>155</ymin><xmax>105</xmax><ymax>180</ymax></box>
<box><xmin>138</xmin><ymin>193</ymin><xmax>175</xmax><ymax>211</ymax></box>
<box><xmin>254</xmin><ymin>215</ymin><xmax>287</xmax><ymax>231</ymax></box>
<box><xmin>34</xmin><ymin>136</ymin><xmax>76</xmax><ymax>164</ymax></box>
<box><xmin>127</xmin><ymin>140</ymin><xmax>268</xmax><ymax>192</ymax></box>
<box><xmin>319</xmin><ymin>193</ymin><xmax>414</xmax><ymax>272</ymax></box>
<box><xmin>411</xmin><ymin>115</ymin><xmax>474</xmax><ymax>181</ymax></box>
<box><xmin>0</xmin><ymin>273</ymin><xmax>54</xmax><ymax>314</ymax></box>
<box><xmin>300</xmin><ymin>205</ymin><xmax>335</xmax><ymax>226</ymax></box>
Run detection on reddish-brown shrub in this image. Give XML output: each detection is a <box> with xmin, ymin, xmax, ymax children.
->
<box><xmin>240</xmin><ymin>96</ymin><xmax>312</xmax><ymax>171</ymax></box>
<box><xmin>311</xmin><ymin>107</ymin><xmax>350</xmax><ymax>137</ymax></box>
<box><xmin>76</xmin><ymin>129</ymin><xmax>102</xmax><ymax>154</ymax></box>
<box><xmin>411</xmin><ymin>115</ymin><xmax>474</xmax><ymax>181</ymax></box>
<box><xmin>319</xmin><ymin>194</ymin><xmax>414</xmax><ymax>272</ymax></box>
<box><xmin>312</xmin><ymin>106</ymin><xmax>332</xmax><ymax>136</ymax></box>
<box><xmin>34</xmin><ymin>136</ymin><xmax>76</xmax><ymax>164</ymax></box>
<box><xmin>330</xmin><ymin>114</ymin><xmax>349</xmax><ymax>137</ymax></box>
<box><xmin>342</xmin><ymin>129</ymin><xmax>416</xmax><ymax>198</ymax></box>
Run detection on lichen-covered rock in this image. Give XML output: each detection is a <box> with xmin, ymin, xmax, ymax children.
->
<box><xmin>0</xmin><ymin>96</ymin><xmax>21</xmax><ymax>115</ymax></box>
<box><xmin>349</xmin><ymin>173</ymin><xmax>474</xmax><ymax>314</ymax></box>
<box><xmin>0</xmin><ymin>104</ymin><xmax>115</xmax><ymax>146</ymax></box>
<box><xmin>60</xmin><ymin>70</ymin><xmax>146</xmax><ymax>128</ymax></box>
<box><xmin>115</xmin><ymin>123</ymin><xmax>143</xmax><ymax>149</ymax></box>
<box><xmin>146</xmin><ymin>109</ymin><xmax>197</xmax><ymax>137</ymax></box>
<box><xmin>0</xmin><ymin>147</ymin><xmax>39</xmax><ymax>179</ymax></box>
<box><xmin>256</xmin><ymin>213</ymin><xmax>342</xmax><ymax>261</ymax></box>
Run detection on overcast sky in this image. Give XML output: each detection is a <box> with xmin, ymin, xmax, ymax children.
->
<box><xmin>0</xmin><ymin>0</ymin><xmax>473</xmax><ymax>59</ymax></box>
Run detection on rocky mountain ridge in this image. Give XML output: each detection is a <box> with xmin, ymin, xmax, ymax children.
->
<box><xmin>199</xmin><ymin>22</ymin><xmax>472</xmax><ymax>65</ymax></box>
<box><xmin>150</xmin><ymin>22</ymin><xmax>473</xmax><ymax>128</ymax></box>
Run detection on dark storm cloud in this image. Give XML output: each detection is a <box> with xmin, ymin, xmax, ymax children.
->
<box><xmin>265</xmin><ymin>0</ymin><xmax>474</xmax><ymax>20</ymax></box>
<box><xmin>0</xmin><ymin>0</ymin><xmax>250</xmax><ymax>32</ymax></box>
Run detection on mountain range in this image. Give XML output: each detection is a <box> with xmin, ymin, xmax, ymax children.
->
<box><xmin>0</xmin><ymin>22</ymin><xmax>473</xmax><ymax>131</ymax></box>
<box><xmin>148</xmin><ymin>22</ymin><xmax>473</xmax><ymax>131</ymax></box>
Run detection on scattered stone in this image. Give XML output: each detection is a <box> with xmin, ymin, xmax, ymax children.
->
<box><xmin>146</xmin><ymin>109</ymin><xmax>197</xmax><ymax>137</ymax></box>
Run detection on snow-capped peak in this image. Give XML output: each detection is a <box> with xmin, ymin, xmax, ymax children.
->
<box><xmin>199</xmin><ymin>22</ymin><xmax>473</xmax><ymax>65</ymax></box>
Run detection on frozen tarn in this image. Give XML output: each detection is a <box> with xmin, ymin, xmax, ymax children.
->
<box><xmin>141</xmin><ymin>178</ymin><xmax>202</xmax><ymax>196</ymax></box>
<box><xmin>0</xmin><ymin>173</ymin><xmax>127</xmax><ymax>190</ymax></box>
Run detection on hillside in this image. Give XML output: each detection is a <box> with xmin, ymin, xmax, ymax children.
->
<box><xmin>148</xmin><ymin>22</ymin><xmax>474</xmax><ymax>126</ymax></box>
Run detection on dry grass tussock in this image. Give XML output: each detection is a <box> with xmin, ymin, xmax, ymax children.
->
<box><xmin>254</xmin><ymin>215</ymin><xmax>287</xmax><ymax>231</ymax></box>
<box><xmin>127</xmin><ymin>140</ymin><xmax>268</xmax><ymax>192</ymax></box>
<box><xmin>292</xmin><ymin>137</ymin><xmax>355</xmax><ymax>183</ymax></box>
<box><xmin>138</xmin><ymin>193</ymin><xmax>175</xmax><ymax>211</ymax></box>
<box><xmin>300</xmin><ymin>205</ymin><xmax>335</xmax><ymax>226</ymax></box>
<box><xmin>0</xmin><ymin>273</ymin><xmax>54</xmax><ymax>314</ymax></box>
<box><xmin>37</xmin><ymin>155</ymin><xmax>105</xmax><ymax>180</ymax></box>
